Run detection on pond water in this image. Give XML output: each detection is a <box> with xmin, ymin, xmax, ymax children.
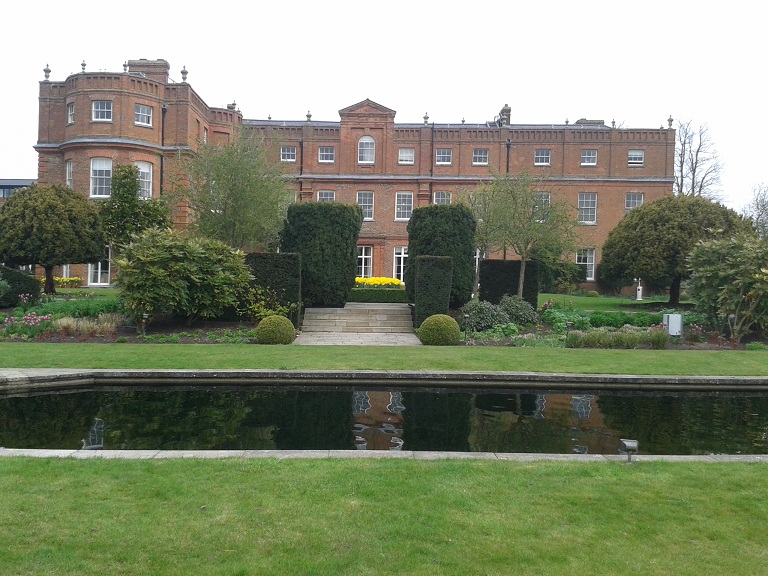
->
<box><xmin>1</xmin><ymin>387</ymin><xmax>767</xmax><ymax>455</ymax></box>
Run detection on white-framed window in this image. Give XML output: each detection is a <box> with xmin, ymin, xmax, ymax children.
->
<box><xmin>92</xmin><ymin>100</ymin><xmax>112</xmax><ymax>122</ymax></box>
<box><xmin>534</xmin><ymin>149</ymin><xmax>551</xmax><ymax>166</ymax></box>
<box><xmin>65</xmin><ymin>160</ymin><xmax>73</xmax><ymax>188</ymax></box>
<box><xmin>534</xmin><ymin>192</ymin><xmax>551</xmax><ymax>222</ymax></box>
<box><xmin>90</xmin><ymin>158</ymin><xmax>112</xmax><ymax>197</ymax></box>
<box><xmin>317</xmin><ymin>190</ymin><xmax>335</xmax><ymax>203</ymax></box>
<box><xmin>203</xmin><ymin>127</ymin><xmax>208</xmax><ymax>144</ymax></box>
<box><xmin>318</xmin><ymin>146</ymin><xmax>335</xmax><ymax>163</ymax></box>
<box><xmin>395</xmin><ymin>192</ymin><xmax>413</xmax><ymax>220</ymax></box>
<box><xmin>281</xmin><ymin>146</ymin><xmax>296</xmax><ymax>162</ymax></box>
<box><xmin>581</xmin><ymin>149</ymin><xmax>597</xmax><ymax>165</ymax></box>
<box><xmin>628</xmin><ymin>150</ymin><xmax>645</xmax><ymax>166</ymax></box>
<box><xmin>358</xmin><ymin>136</ymin><xmax>375</xmax><ymax>164</ymax></box>
<box><xmin>67</xmin><ymin>103</ymin><xmax>74</xmax><ymax>125</ymax></box>
<box><xmin>136</xmin><ymin>161</ymin><xmax>152</xmax><ymax>199</ymax></box>
<box><xmin>576</xmin><ymin>248</ymin><xmax>595</xmax><ymax>281</ymax></box>
<box><xmin>472</xmin><ymin>148</ymin><xmax>489</xmax><ymax>165</ymax></box>
<box><xmin>88</xmin><ymin>247</ymin><xmax>112</xmax><ymax>286</ymax></box>
<box><xmin>134</xmin><ymin>104</ymin><xmax>152</xmax><ymax>126</ymax></box>
<box><xmin>398</xmin><ymin>147</ymin><xmax>415</xmax><ymax>165</ymax></box>
<box><xmin>433</xmin><ymin>191</ymin><xmax>452</xmax><ymax>205</ymax></box>
<box><xmin>578</xmin><ymin>193</ymin><xmax>597</xmax><ymax>224</ymax></box>
<box><xmin>61</xmin><ymin>264</ymin><xmax>71</xmax><ymax>279</ymax></box>
<box><xmin>393</xmin><ymin>247</ymin><xmax>408</xmax><ymax>282</ymax></box>
<box><xmin>357</xmin><ymin>191</ymin><xmax>374</xmax><ymax>220</ymax></box>
<box><xmin>625</xmin><ymin>192</ymin><xmax>644</xmax><ymax>213</ymax></box>
<box><xmin>435</xmin><ymin>148</ymin><xmax>452</xmax><ymax>165</ymax></box>
<box><xmin>357</xmin><ymin>246</ymin><xmax>373</xmax><ymax>278</ymax></box>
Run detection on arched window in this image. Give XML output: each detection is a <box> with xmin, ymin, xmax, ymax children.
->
<box><xmin>358</xmin><ymin>136</ymin><xmax>375</xmax><ymax>164</ymax></box>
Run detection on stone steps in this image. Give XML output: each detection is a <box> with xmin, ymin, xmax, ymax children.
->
<box><xmin>301</xmin><ymin>303</ymin><xmax>414</xmax><ymax>333</ymax></box>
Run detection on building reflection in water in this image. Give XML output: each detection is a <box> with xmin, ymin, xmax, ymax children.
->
<box><xmin>352</xmin><ymin>391</ymin><xmax>405</xmax><ymax>450</ymax></box>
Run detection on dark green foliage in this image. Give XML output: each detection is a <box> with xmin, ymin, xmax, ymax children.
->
<box><xmin>347</xmin><ymin>288</ymin><xmax>410</xmax><ymax>303</ymax></box>
<box><xmin>34</xmin><ymin>296</ymin><xmax>123</xmax><ymax>319</ymax></box>
<box><xmin>539</xmin><ymin>259</ymin><xmax>585</xmax><ymax>294</ymax></box>
<box><xmin>279</xmin><ymin>203</ymin><xmax>363</xmax><ymax>307</ymax></box>
<box><xmin>254</xmin><ymin>315</ymin><xmax>296</xmax><ymax>344</ymax></box>
<box><xmin>600</xmin><ymin>195</ymin><xmax>749</xmax><ymax>305</ymax></box>
<box><xmin>244</xmin><ymin>252</ymin><xmax>302</xmax><ymax>326</ymax></box>
<box><xmin>414</xmin><ymin>256</ymin><xmax>453</xmax><ymax>327</ymax></box>
<box><xmin>0</xmin><ymin>184</ymin><xmax>105</xmax><ymax>294</ymax></box>
<box><xmin>0</xmin><ymin>266</ymin><xmax>42</xmax><ymax>307</ymax></box>
<box><xmin>460</xmin><ymin>300</ymin><xmax>510</xmax><ymax>332</ymax></box>
<box><xmin>499</xmin><ymin>295</ymin><xmax>538</xmax><ymax>325</ymax></box>
<box><xmin>418</xmin><ymin>314</ymin><xmax>461</xmax><ymax>345</ymax></box>
<box><xmin>101</xmin><ymin>164</ymin><xmax>170</xmax><ymax>252</ymax></box>
<box><xmin>405</xmin><ymin>204</ymin><xmax>476</xmax><ymax>309</ymax></box>
<box><xmin>588</xmin><ymin>311</ymin><xmax>662</xmax><ymax>328</ymax></box>
<box><xmin>478</xmin><ymin>259</ymin><xmax>539</xmax><ymax>309</ymax></box>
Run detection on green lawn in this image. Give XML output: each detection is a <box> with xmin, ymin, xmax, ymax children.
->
<box><xmin>1</xmin><ymin>458</ymin><xmax>766</xmax><ymax>576</ymax></box>
<box><xmin>2</xmin><ymin>342</ymin><xmax>767</xmax><ymax>376</ymax></box>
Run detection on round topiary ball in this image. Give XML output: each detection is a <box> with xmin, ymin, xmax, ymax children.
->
<box><xmin>418</xmin><ymin>314</ymin><xmax>461</xmax><ymax>346</ymax></box>
<box><xmin>255</xmin><ymin>315</ymin><xmax>296</xmax><ymax>344</ymax></box>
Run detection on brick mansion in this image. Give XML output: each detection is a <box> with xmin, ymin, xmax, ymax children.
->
<box><xmin>31</xmin><ymin>58</ymin><xmax>675</xmax><ymax>287</ymax></box>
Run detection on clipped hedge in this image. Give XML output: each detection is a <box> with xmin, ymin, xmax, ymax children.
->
<box><xmin>279</xmin><ymin>203</ymin><xmax>363</xmax><ymax>308</ymax></box>
<box><xmin>244</xmin><ymin>252</ymin><xmax>302</xmax><ymax>326</ymax></box>
<box><xmin>348</xmin><ymin>288</ymin><xmax>410</xmax><ymax>303</ymax></box>
<box><xmin>405</xmin><ymin>204</ymin><xmax>475</xmax><ymax>309</ymax></box>
<box><xmin>254</xmin><ymin>314</ymin><xmax>296</xmax><ymax>344</ymax></box>
<box><xmin>418</xmin><ymin>314</ymin><xmax>461</xmax><ymax>346</ymax></box>
<box><xmin>478</xmin><ymin>259</ymin><xmax>539</xmax><ymax>310</ymax></box>
<box><xmin>0</xmin><ymin>265</ymin><xmax>41</xmax><ymax>308</ymax></box>
<box><xmin>414</xmin><ymin>256</ymin><xmax>452</xmax><ymax>327</ymax></box>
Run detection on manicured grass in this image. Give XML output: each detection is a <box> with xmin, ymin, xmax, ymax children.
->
<box><xmin>1</xmin><ymin>342</ymin><xmax>767</xmax><ymax>375</ymax></box>
<box><xmin>538</xmin><ymin>293</ymin><xmax>677</xmax><ymax>312</ymax></box>
<box><xmin>1</xmin><ymin>458</ymin><xmax>766</xmax><ymax>575</ymax></box>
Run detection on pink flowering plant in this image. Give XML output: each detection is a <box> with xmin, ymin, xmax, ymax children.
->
<box><xmin>1</xmin><ymin>311</ymin><xmax>53</xmax><ymax>339</ymax></box>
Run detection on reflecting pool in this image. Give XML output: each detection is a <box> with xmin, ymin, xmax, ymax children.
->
<box><xmin>1</xmin><ymin>387</ymin><xmax>767</xmax><ymax>454</ymax></box>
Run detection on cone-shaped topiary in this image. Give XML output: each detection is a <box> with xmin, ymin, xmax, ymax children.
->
<box><xmin>255</xmin><ymin>314</ymin><xmax>296</xmax><ymax>344</ymax></box>
<box><xmin>418</xmin><ymin>314</ymin><xmax>461</xmax><ymax>346</ymax></box>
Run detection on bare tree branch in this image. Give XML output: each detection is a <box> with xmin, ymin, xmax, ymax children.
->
<box><xmin>674</xmin><ymin>120</ymin><xmax>722</xmax><ymax>199</ymax></box>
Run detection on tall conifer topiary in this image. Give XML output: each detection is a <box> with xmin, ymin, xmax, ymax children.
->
<box><xmin>405</xmin><ymin>204</ymin><xmax>476</xmax><ymax>309</ymax></box>
<box><xmin>279</xmin><ymin>203</ymin><xmax>363</xmax><ymax>307</ymax></box>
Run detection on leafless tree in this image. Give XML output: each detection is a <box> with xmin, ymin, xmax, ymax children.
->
<box><xmin>743</xmin><ymin>183</ymin><xmax>768</xmax><ymax>238</ymax></box>
<box><xmin>674</xmin><ymin>120</ymin><xmax>722</xmax><ymax>199</ymax></box>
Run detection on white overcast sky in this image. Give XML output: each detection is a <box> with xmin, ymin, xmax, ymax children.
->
<box><xmin>1</xmin><ymin>1</ymin><xmax>763</xmax><ymax>211</ymax></box>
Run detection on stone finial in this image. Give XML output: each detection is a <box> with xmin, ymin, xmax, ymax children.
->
<box><xmin>611</xmin><ymin>119</ymin><xmax>616</xmax><ymax>128</ymax></box>
<box><xmin>423</xmin><ymin>112</ymin><xmax>429</xmax><ymax>125</ymax></box>
<box><xmin>668</xmin><ymin>115</ymin><xmax>673</xmax><ymax>128</ymax></box>
<box><xmin>565</xmin><ymin>118</ymin><xmax>570</xmax><ymax>125</ymax></box>
<box><xmin>306</xmin><ymin>110</ymin><xmax>312</xmax><ymax>121</ymax></box>
<box><xmin>461</xmin><ymin>117</ymin><xmax>465</xmax><ymax>124</ymax></box>
<box><xmin>227</xmin><ymin>101</ymin><xmax>237</xmax><ymax>111</ymax></box>
<box><xmin>43</xmin><ymin>64</ymin><xmax>50</xmax><ymax>81</ymax></box>
<box><xmin>81</xmin><ymin>60</ymin><xmax>86</xmax><ymax>73</ymax></box>
<box><xmin>123</xmin><ymin>61</ymin><xmax>128</xmax><ymax>73</ymax></box>
<box><xmin>268</xmin><ymin>114</ymin><xmax>272</xmax><ymax>120</ymax></box>
<box><xmin>181</xmin><ymin>66</ymin><xmax>188</xmax><ymax>82</ymax></box>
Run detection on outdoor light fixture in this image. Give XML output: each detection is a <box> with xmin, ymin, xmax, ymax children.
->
<box><xmin>620</xmin><ymin>439</ymin><xmax>639</xmax><ymax>463</ymax></box>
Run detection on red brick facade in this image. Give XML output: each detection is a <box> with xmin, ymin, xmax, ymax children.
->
<box><xmin>34</xmin><ymin>59</ymin><xmax>242</xmax><ymax>285</ymax></box>
<box><xmin>34</xmin><ymin>60</ymin><xmax>674</xmax><ymax>288</ymax></box>
<box><xmin>250</xmin><ymin>100</ymin><xmax>675</xmax><ymax>285</ymax></box>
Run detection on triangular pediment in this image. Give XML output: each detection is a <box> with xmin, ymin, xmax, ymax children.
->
<box><xmin>339</xmin><ymin>99</ymin><xmax>396</xmax><ymax>118</ymax></box>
